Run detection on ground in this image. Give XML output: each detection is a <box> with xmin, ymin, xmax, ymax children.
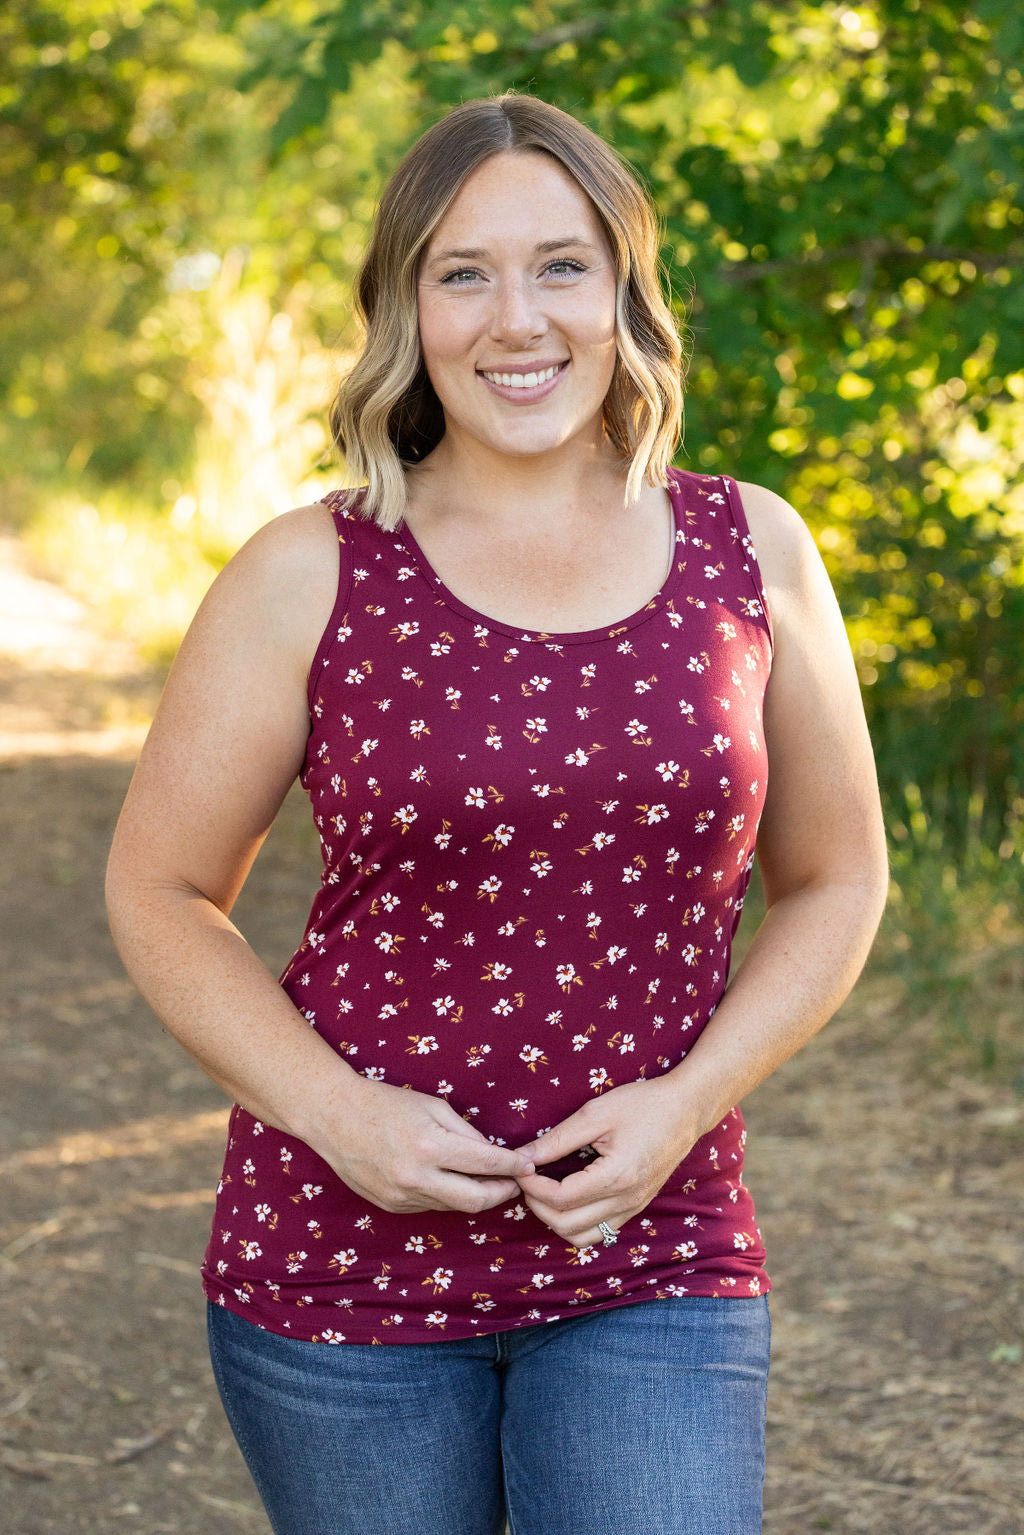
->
<box><xmin>1</xmin><ymin>534</ymin><xmax>1021</xmax><ymax>1534</ymax></box>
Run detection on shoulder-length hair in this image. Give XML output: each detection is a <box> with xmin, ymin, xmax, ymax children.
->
<box><xmin>330</xmin><ymin>94</ymin><xmax>686</xmax><ymax>530</ymax></box>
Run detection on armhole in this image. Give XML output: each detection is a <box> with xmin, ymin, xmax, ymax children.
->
<box><xmin>305</xmin><ymin>491</ymin><xmax>356</xmax><ymax>712</ymax></box>
<box><xmin>722</xmin><ymin>475</ymin><xmax>776</xmax><ymax>655</ymax></box>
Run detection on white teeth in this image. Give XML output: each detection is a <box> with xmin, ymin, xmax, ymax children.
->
<box><xmin>483</xmin><ymin>364</ymin><xmax>562</xmax><ymax>388</ymax></box>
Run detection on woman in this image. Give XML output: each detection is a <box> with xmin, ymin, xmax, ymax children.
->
<box><xmin>106</xmin><ymin>94</ymin><xmax>888</xmax><ymax>1535</ymax></box>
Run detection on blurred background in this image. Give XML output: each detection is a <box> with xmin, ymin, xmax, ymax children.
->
<box><xmin>4</xmin><ymin>0</ymin><xmax>1020</xmax><ymax>1077</ymax></box>
<box><xmin>1</xmin><ymin>5</ymin><xmax>1022</xmax><ymax>1527</ymax></box>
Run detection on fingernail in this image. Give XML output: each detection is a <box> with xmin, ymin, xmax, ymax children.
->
<box><xmin>521</xmin><ymin>1161</ymin><xmax>535</xmax><ymax>1175</ymax></box>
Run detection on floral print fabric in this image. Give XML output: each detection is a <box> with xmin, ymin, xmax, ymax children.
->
<box><xmin>201</xmin><ymin>469</ymin><xmax>774</xmax><ymax>1342</ymax></box>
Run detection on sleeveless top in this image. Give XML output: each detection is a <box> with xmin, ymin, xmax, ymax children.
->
<box><xmin>201</xmin><ymin>468</ymin><xmax>774</xmax><ymax>1343</ymax></box>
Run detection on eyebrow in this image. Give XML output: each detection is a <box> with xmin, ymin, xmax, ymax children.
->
<box><xmin>426</xmin><ymin>237</ymin><xmax>599</xmax><ymax>264</ymax></box>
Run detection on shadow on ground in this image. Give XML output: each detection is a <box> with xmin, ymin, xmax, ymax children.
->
<box><xmin>1</xmin><ymin>536</ymin><xmax>1021</xmax><ymax>1533</ymax></box>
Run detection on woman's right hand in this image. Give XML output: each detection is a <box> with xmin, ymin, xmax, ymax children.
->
<box><xmin>312</xmin><ymin>1075</ymin><xmax>536</xmax><ymax>1215</ymax></box>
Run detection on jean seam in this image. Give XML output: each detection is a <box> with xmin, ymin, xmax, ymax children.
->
<box><xmin>208</xmin><ymin>1306</ymin><xmax>290</xmax><ymax>1535</ymax></box>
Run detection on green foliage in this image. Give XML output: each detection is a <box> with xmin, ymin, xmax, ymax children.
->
<box><xmin>4</xmin><ymin>0</ymin><xmax>1023</xmax><ymax>887</ymax></box>
<box><xmin>212</xmin><ymin>0</ymin><xmax>1024</xmax><ymax>855</ymax></box>
<box><xmin>0</xmin><ymin>0</ymin><xmax>416</xmax><ymax>499</ymax></box>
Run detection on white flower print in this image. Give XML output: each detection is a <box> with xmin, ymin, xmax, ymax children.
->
<box><xmin>405</xmin><ymin>1035</ymin><xmax>439</xmax><ymax>1055</ymax></box>
<box><xmin>636</xmin><ymin>803</ymin><xmax>669</xmax><ymax>824</ymax></box>
<box><xmin>373</xmin><ymin>931</ymin><xmax>404</xmax><ymax>954</ymax></box>
<box><xmin>207</xmin><ymin>476</ymin><xmax>774</xmax><ymax>1341</ymax></box>
<box><xmin>518</xmin><ymin>1045</ymin><xmax>547</xmax><ymax>1072</ymax></box>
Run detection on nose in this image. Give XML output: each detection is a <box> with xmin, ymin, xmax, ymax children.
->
<box><xmin>489</xmin><ymin>276</ymin><xmax>547</xmax><ymax>346</ymax></box>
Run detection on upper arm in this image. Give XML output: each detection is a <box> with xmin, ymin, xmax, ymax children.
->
<box><xmin>736</xmin><ymin>480</ymin><xmax>887</xmax><ymax>906</ymax></box>
<box><xmin>107</xmin><ymin>504</ymin><xmax>340</xmax><ymax>915</ymax></box>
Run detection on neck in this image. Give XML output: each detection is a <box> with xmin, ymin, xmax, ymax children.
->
<box><xmin>407</xmin><ymin>424</ymin><xmax>628</xmax><ymax>532</ymax></box>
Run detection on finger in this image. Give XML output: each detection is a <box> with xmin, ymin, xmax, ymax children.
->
<box><xmin>430</xmin><ymin>1171</ymin><xmax>524</xmax><ymax>1213</ymax></box>
<box><xmin>519</xmin><ymin>1177</ymin><xmax>632</xmax><ymax>1239</ymax></box>
<box><xmin>439</xmin><ymin>1134</ymin><xmax>535</xmax><ymax>1179</ymax></box>
<box><xmin>516</xmin><ymin>1159</ymin><xmax>612</xmax><ymax>1212</ymax></box>
<box><xmin>516</xmin><ymin>1110</ymin><xmax>596</xmax><ymax>1168</ymax></box>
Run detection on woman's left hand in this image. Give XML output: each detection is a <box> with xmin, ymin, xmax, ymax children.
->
<box><xmin>513</xmin><ymin>1076</ymin><xmax>700</xmax><ymax>1249</ymax></box>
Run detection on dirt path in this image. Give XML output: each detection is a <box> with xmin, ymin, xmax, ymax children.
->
<box><xmin>1</xmin><ymin>535</ymin><xmax>1021</xmax><ymax>1534</ymax></box>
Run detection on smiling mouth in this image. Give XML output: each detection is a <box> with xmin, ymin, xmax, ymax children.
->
<box><xmin>479</xmin><ymin>362</ymin><xmax>568</xmax><ymax>389</ymax></box>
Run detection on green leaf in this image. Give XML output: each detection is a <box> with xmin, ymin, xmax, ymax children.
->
<box><xmin>270</xmin><ymin>75</ymin><xmax>332</xmax><ymax>159</ymax></box>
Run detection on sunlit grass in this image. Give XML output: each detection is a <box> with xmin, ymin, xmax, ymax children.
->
<box><xmin>878</xmin><ymin>786</ymin><xmax>1024</xmax><ymax>1087</ymax></box>
<box><xmin>23</xmin><ymin>268</ymin><xmax>342</xmax><ymax>664</ymax></box>
<box><xmin>24</xmin><ymin>493</ymin><xmax>225</xmax><ymax>666</ymax></box>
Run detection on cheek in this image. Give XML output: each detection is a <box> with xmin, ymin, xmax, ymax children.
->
<box><xmin>417</xmin><ymin>299</ymin><xmax>456</xmax><ymax>376</ymax></box>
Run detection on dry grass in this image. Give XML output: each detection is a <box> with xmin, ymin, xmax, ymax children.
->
<box><xmin>1</xmin><ymin>537</ymin><xmax>1021</xmax><ymax>1533</ymax></box>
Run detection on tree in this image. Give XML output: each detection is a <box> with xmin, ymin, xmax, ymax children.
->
<box><xmin>222</xmin><ymin>0</ymin><xmax>1024</xmax><ymax>844</ymax></box>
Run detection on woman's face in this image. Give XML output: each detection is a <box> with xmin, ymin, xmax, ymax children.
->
<box><xmin>416</xmin><ymin>150</ymin><xmax>619</xmax><ymax>466</ymax></box>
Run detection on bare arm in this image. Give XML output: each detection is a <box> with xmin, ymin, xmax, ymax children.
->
<box><xmin>650</xmin><ymin>478</ymin><xmax>888</xmax><ymax>1131</ymax></box>
<box><xmin>516</xmin><ymin>480</ymin><xmax>888</xmax><ymax>1241</ymax></box>
<box><xmin>106</xmin><ymin>505</ymin><xmax>534</xmax><ymax>1212</ymax></box>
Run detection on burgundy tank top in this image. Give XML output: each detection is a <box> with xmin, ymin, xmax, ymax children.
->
<box><xmin>201</xmin><ymin>469</ymin><xmax>773</xmax><ymax>1342</ymax></box>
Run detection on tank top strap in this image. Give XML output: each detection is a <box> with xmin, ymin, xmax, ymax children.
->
<box><xmin>305</xmin><ymin>490</ymin><xmax>360</xmax><ymax>712</ymax></box>
<box><xmin>719</xmin><ymin>474</ymin><xmax>775</xmax><ymax>653</ymax></box>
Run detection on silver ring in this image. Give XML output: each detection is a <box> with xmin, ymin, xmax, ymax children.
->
<box><xmin>597</xmin><ymin>1221</ymin><xmax>618</xmax><ymax>1247</ymax></box>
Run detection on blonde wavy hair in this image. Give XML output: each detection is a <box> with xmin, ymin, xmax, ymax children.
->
<box><xmin>330</xmin><ymin>94</ymin><xmax>686</xmax><ymax>530</ymax></box>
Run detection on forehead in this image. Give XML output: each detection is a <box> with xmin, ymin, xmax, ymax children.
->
<box><xmin>424</xmin><ymin>150</ymin><xmax>609</xmax><ymax>254</ymax></box>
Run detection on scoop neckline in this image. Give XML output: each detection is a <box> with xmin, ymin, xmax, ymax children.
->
<box><xmin>395</xmin><ymin>475</ymin><xmax>686</xmax><ymax>647</ymax></box>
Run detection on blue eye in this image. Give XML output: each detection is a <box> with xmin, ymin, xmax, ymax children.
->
<box><xmin>440</xmin><ymin>268</ymin><xmax>482</xmax><ymax>286</ymax></box>
<box><xmin>546</xmin><ymin>260</ymin><xmax>586</xmax><ymax>278</ymax></box>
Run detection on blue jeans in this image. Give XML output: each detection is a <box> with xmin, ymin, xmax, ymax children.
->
<box><xmin>208</xmin><ymin>1295</ymin><xmax>770</xmax><ymax>1535</ymax></box>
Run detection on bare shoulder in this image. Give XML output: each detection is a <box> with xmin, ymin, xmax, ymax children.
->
<box><xmin>216</xmin><ymin>500</ymin><xmax>339</xmax><ymax>608</ymax></box>
<box><xmin>186</xmin><ymin>500</ymin><xmax>341</xmax><ymax>678</ymax></box>
<box><xmin>733</xmin><ymin>479</ymin><xmax>823</xmax><ymax>600</ymax></box>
